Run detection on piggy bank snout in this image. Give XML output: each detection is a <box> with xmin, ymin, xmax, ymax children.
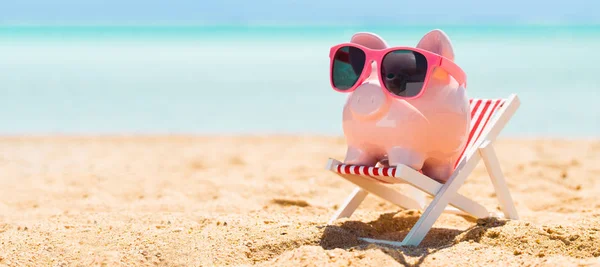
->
<box><xmin>347</xmin><ymin>83</ymin><xmax>390</xmax><ymax>120</ymax></box>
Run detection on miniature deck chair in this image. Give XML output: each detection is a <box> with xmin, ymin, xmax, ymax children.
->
<box><xmin>325</xmin><ymin>94</ymin><xmax>520</xmax><ymax>247</ymax></box>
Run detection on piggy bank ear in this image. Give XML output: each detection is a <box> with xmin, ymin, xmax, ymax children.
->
<box><xmin>416</xmin><ymin>29</ymin><xmax>454</xmax><ymax>61</ymax></box>
<box><xmin>351</xmin><ymin>32</ymin><xmax>388</xmax><ymax>49</ymax></box>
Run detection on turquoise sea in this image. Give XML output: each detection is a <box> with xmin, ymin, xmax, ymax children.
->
<box><xmin>0</xmin><ymin>25</ymin><xmax>598</xmax><ymax>137</ymax></box>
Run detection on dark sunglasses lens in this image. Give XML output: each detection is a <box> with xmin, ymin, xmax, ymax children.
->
<box><xmin>332</xmin><ymin>46</ymin><xmax>366</xmax><ymax>90</ymax></box>
<box><xmin>381</xmin><ymin>50</ymin><xmax>428</xmax><ymax>97</ymax></box>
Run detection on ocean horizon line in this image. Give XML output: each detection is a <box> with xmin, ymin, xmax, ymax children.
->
<box><xmin>2</xmin><ymin>23</ymin><xmax>598</xmax><ymax>42</ymax></box>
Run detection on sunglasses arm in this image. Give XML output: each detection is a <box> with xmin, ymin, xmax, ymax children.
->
<box><xmin>440</xmin><ymin>57</ymin><xmax>467</xmax><ymax>88</ymax></box>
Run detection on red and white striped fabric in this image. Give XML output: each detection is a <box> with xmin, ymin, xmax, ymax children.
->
<box><xmin>333</xmin><ymin>98</ymin><xmax>506</xmax><ymax>180</ymax></box>
<box><xmin>336</xmin><ymin>164</ymin><xmax>397</xmax><ymax>184</ymax></box>
<box><xmin>454</xmin><ymin>98</ymin><xmax>506</xmax><ymax>167</ymax></box>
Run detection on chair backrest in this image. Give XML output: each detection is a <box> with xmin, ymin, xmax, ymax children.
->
<box><xmin>454</xmin><ymin>98</ymin><xmax>507</xmax><ymax>168</ymax></box>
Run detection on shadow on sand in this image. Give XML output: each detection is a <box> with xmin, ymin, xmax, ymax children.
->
<box><xmin>318</xmin><ymin>211</ymin><xmax>507</xmax><ymax>267</ymax></box>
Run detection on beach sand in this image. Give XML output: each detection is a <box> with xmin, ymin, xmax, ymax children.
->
<box><xmin>0</xmin><ymin>136</ymin><xmax>599</xmax><ymax>266</ymax></box>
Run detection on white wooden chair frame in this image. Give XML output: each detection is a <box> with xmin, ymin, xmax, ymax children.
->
<box><xmin>325</xmin><ymin>94</ymin><xmax>520</xmax><ymax>247</ymax></box>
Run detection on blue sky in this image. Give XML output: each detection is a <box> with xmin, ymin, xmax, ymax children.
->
<box><xmin>1</xmin><ymin>0</ymin><xmax>597</xmax><ymax>25</ymax></box>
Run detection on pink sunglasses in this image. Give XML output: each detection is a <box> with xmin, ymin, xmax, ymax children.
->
<box><xmin>329</xmin><ymin>43</ymin><xmax>467</xmax><ymax>99</ymax></box>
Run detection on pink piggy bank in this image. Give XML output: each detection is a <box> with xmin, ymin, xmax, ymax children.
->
<box><xmin>330</xmin><ymin>29</ymin><xmax>469</xmax><ymax>183</ymax></box>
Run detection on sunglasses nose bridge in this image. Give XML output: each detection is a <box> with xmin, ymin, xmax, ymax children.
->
<box><xmin>363</xmin><ymin>59</ymin><xmax>381</xmax><ymax>85</ymax></box>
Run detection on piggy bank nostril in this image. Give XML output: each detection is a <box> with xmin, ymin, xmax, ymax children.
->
<box><xmin>347</xmin><ymin>83</ymin><xmax>390</xmax><ymax>119</ymax></box>
<box><xmin>386</xmin><ymin>73</ymin><xmax>395</xmax><ymax>80</ymax></box>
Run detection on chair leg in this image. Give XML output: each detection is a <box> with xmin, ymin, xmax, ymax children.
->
<box><xmin>479</xmin><ymin>141</ymin><xmax>519</xmax><ymax>220</ymax></box>
<box><xmin>442</xmin><ymin>206</ymin><xmax>470</xmax><ymax>216</ymax></box>
<box><xmin>401</xmin><ymin>153</ymin><xmax>481</xmax><ymax>246</ymax></box>
<box><xmin>329</xmin><ymin>187</ymin><xmax>368</xmax><ymax>224</ymax></box>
